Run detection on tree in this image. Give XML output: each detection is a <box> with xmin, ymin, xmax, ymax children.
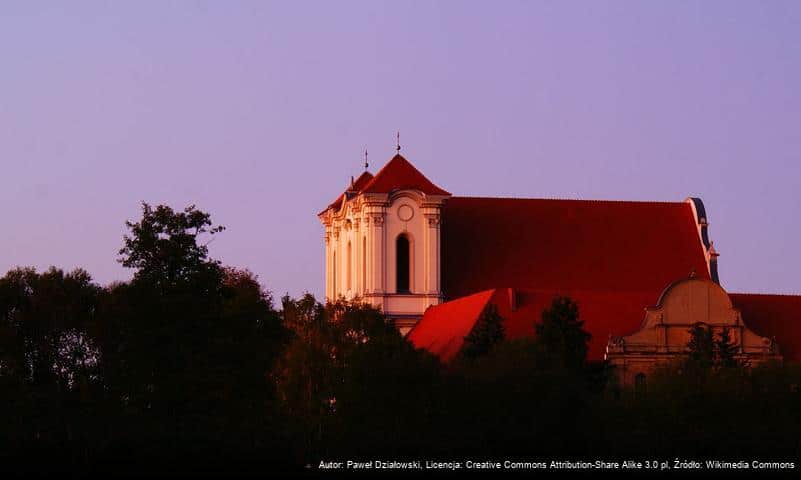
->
<box><xmin>273</xmin><ymin>296</ymin><xmax>439</xmax><ymax>459</ymax></box>
<box><xmin>101</xmin><ymin>204</ymin><xmax>290</xmax><ymax>471</ymax></box>
<box><xmin>535</xmin><ymin>296</ymin><xmax>591</xmax><ymax>370</ymax></box>
<box><xmin>118</xmin><ymin>202</ymin><xmax>225</xmax><ymax>288</ymax></box>
<box><xmin>0</xmin><ymin>266</ymin><xmax>102</xmax><ymax>390</ymax></box>
<box><xmin>715</xmin><ymin>327</ymin><xmax>741</xmax><ymax>369</ymax></box>
<box><xmin>686</xmin><ymin>323</ymin><xmax>715</xmax><ymax>371</ymax></box>
<box><xmin>461</xmin><ymin>304</ymin><xmax>505</xmax><ymax>359</ymax></box>
<box><xmin>0</xmin><ymin>267</ymin><xmax>104</xmax><ymax>473</ymax></box>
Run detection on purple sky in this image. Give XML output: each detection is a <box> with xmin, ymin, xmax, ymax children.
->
<box><xmin>1</xmin><ymin>1</ymin><xmax>800</xmax><ymax>299</ymax></box>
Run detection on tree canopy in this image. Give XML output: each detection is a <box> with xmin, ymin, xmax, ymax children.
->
<box><xmin>2</xmin><ymin>204</ymin><xmax>800</xmax><ymax>474</ymax></box>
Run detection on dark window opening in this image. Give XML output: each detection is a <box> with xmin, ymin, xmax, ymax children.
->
<box><xmin>396</xmin><ymin>234</ymin><xmax>410</xmax><ymax>293</ymax></box>
<box><xmin>634</xmin><ymin>373</ymin><xmax>647</xmax><ymax>396</ymax></box>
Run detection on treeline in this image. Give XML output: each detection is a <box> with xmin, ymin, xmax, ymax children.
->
<box><xmin>1</xmin><ymin>204</ymin><xmax>800</xmax><ymax>474</ymax></box>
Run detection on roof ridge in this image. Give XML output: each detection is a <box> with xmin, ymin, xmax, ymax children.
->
<box><xmin>450</xmin><ymin>195</ymin><xmax>685</xmax><ymax>205</ymax></box>
<box><xmin>731</xmin><ymin>292</ymin><xmax>801</xmax><ymax>298</ymax></box>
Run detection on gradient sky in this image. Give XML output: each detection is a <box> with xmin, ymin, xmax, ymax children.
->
<box><xmin>1</xmin><ymin>1</ymin><xmax>800</xmax><ymax>299</ymax></box>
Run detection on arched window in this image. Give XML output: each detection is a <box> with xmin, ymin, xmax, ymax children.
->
<box><xmin>396</xmin><ymin>234</ymin><xmax>410</xmax><ymax>293</ymax></box>
<box><xmin>347</xmin><ymin>241</ymin><xmax>352</xmax><ymax>291</ymax></box>
<box><xmin>332</xmin><ymin>251</ymin><xmax>337</xmax><ymax>297</ymax></box>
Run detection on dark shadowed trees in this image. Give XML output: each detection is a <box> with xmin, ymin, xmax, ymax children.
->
<box><xmin>687</xmin><ymin>322</ymin><xmax>715</xmax><ymax>371</ymax></box>
<box><xmin>715</xmin><ymin>326</ymin><xmax>741</xmax><ymax>369</ymax></box>
<box><xmin>3</xmin><ymin>204</ymin><xmax>801</xmax><ymax>471</ymax></box>
<box><xmin>0</xmin><ymin>266</ymin><xmax>104</xmax><ymax>472</ymax></box>
<box><xmin>274</xmin><ymin>297</ymin><xmax>440</xmax><ymax>459</ymax></box>
<box><xmin>460</xmin><ymin>303</ymin><xmax>505</xmax><ymax>359</ymax></box>
<box><xmin>101</xmin><ymin>203</ymin><xmax>289</xmax><ymax>471</ymax></box>
<box><xmin>535</xmin><ymin>296</ymin><xmax>591</xmax><ymax>370</ymax></box>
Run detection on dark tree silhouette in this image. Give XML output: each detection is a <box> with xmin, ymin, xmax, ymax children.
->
<box><xmin>99</xmin><ymin>204</ymin><xmax>288</xmax><ymax>472</ymax></box>
<box><xmin>535</xmin><ymin>296</ymin><xmax>591</xmax><ymax>369</ymax></box>
<box><xmin>687</xmin><ymin>322</ymin><xmax>715</xmax><ymax>371</ymax></box>
<box><xmin>3</xmin><ymin>206</ymin><xmax>801</xmax><ymax>473</ymax></box>
<box><xmin>715</xmin><ymin>326</ymin><xmax>741</xmax><ymax>369</ymax></box>
<box><xmin>273</xmin><ymin>297</ymin><xmax>439</xmax><ymax>459</ymax></box>
<box><xmin>118</xmin><ymin>202</ymin><xmax>225</xmax><ymax>288</ymax></box>
<box><xmin>461</xmin><ymin>303</ymin><xmax>505</xmax><ymax>359</ymax></box>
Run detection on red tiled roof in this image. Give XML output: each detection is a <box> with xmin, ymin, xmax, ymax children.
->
<box><xmin>412</xmin><ymin>287</ymin><xmax>801</xmax><ymax>364</ymax></box>
<box><xmin>731</xmin><ymin>293</ymin><xmax>801</xmax><ymax>362</ymax></box>
<box><xmin>360</xmin><ymin>154</ymin><xmax>450</xmax><ymax>196</ymax></box>
<box><xmin>407</xmin><ymin>289</ymin><xmax>501</xmax><ymax>362</ymax></box>
<box><xmin>409</xmin><ymin>287</ymin><xmax>655</xmax><ymax>362</ymax></box>
<box><xmin>409</xmin><ymin>196</ymin><xmax>712</xmax><ymax>362</ymax></box>
<box><xmin>441</xmin><ymin>197</ymin><xmax>710</xmax><ymax>298</ymax></box>
<box><xmin>321</xmin><ymin>171</ymin><xmax>374</xmax><ymax>214</ymax></box>
<box><xmin>351</xmin><ymin>170</ymin><xmax>375</xmax><ymax>191</ymax></box>
<box><xmin>501</xmin><ymin>288</ymin><xmax>655</xmax><ymax>361</ymax></box>
<box><xmin>319</xmin><ymin>154</ymin><xmax>449</xmax><ymax>215</ymax></box>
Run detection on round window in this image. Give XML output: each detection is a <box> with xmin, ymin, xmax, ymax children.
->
<box><xmin>398</xmin><ymin>204</ymin><xmax>414</xmax><ymax>222</ymax></box>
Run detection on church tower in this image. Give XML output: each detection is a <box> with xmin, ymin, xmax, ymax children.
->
<box><xmin>318</xmin><ymin>153</ymin><xmax>450</xmax><ymax>334</ymax></box>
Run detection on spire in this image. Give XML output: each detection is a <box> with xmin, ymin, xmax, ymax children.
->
<box><xmin>396</xmin><ymin>131</ymin><xmax>401</xmax><ymax>154</ymax></box>
<box><xmin>364</xmin><ymin>148</ymin><xmax>369</xmax><ymax>170</ymax></box>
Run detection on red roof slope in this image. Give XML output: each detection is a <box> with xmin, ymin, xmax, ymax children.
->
<box><xmin>441</xmin><ymin>197</ymin><xmax>709</xmax><ymax>299</ymax></box>
<box><xmin>409</xmin><ymin>287</ymin><xmax>656</xmax><ymax>362</ymax></box>
<box><xmin>502</xmin><ymin>288</ymin><xmax>656</xmax><ymax>361</ymax></box>
<box><xmin>322</xmin><ymin>171</ymin><xmax>374</xmax><ymax>213</ymax></box>
<box><xmin>360</xmin><ymin>154</ymin><xmax>450</xmax><ymax>196</ymax></box>
<box><xmin>408</xmin><ymin>289</ymin><xmax>500</xmax><ymax>362</ymax></box>
<box><xmin>407</xmin><ymin>196</ymin><xmax>712</xmax><ymax>362</ymax></box>
<box><xmin>412</xmin><ymin>287</ymin><xmax>801</xmax><ymax>364</ymax></box>
<box><xmin>351</xmin><ymin>170</ymin><xmax>375</xmax><ymax>191</ymax></box>
<box><xmin>731</xmin><ymin>293</ymin><xmax>801</xmax><ymax>362</ymax></box>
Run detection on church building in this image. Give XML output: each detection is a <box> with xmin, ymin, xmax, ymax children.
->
<box><xmin>318</xmin><ymin>152</ymin><xmax>800</xmax><ymax>383</ymax></box>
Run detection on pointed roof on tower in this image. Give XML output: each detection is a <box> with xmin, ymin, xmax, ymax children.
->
<box><xmin>350</xmin><ymin>170</ymin><xmax>375</xmax><ymax>192</ymax></box>
<box><xmin>360</xmin><ymin>154</ymin><xmax>450</xmax><ymax>196</ymax></box>
<box><xmin>322</xmin><ymin>171</ymin><xmax>374</xmax><ymax>214</ymax></box>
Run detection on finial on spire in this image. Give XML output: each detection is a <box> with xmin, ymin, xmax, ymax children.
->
<box><xmin>363</xmin><ymin>148</ymin><xmax>369</xmax><ymax>170</ymax></box>
<box><xmin>396</xmin><ymin>131</ymin><xmax>401</xmax><ymax>154</ymax></box>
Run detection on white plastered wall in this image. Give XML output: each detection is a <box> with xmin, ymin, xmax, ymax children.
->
<box><xmin>320</xmin><ymin>189</ymin><xmax>447</xmax><ymax>333</ymax></box>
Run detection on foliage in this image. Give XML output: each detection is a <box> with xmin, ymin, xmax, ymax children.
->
<box><xmin>686</xmin><ymin>323</ymin><xmax>745</xmax><ymax>375</ymax></box>
<box><xmin>535</xmin><ymin>295</ymin><xmax>591</xmax><ymax>369</ymax></box>
<box><xmin>715</xmin><ymin>326</ymin><xmax>741</xmax><ymax>369</ymax></box>
<box><xmin>2</xmin><ymin>204</ymin><xmax>801</xmax><ymax>472</ymax></box>
<box><xmin>460</xmin><ymin>303</ymin><xmax>505</xmax><ymax>359</ymax></box>
<box><xmin>687</xmin><ymin>322</ymin><xmax>716</xmax><ymax>370</ymax></box>
<box><xmin>118</xmin><ymin>202</ymin><xmax>225</xmax><ymax>288</ymax></box>
<box><xmin>273</xmin><ymin>297</ymin><xmax>440</xmax><ymax>459</ymax></box>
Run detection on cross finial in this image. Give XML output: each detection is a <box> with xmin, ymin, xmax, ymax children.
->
<box><xmin>363</xmin><ymin>148</ymin><xmax>369</xmax><ymax>170</ymax></box>
<box><xmin>396</xmin><ymin>131</ymin><xmax>401</xmax><ymax>154</ymax></box>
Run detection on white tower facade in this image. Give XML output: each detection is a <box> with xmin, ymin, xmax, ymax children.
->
<box><xmin>318</xmin><ymin>154</ymin><xmax>450</xmax><ymax>334</ymax></box>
